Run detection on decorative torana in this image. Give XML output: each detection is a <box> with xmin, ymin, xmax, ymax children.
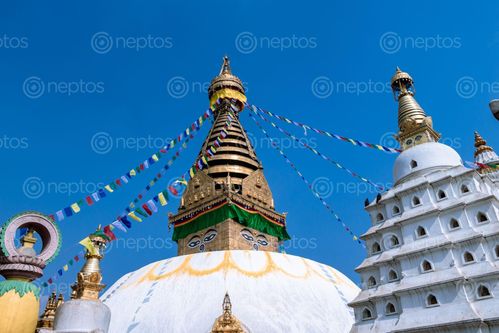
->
<box><xmin>169</xmin><ymin>57</ymin><xmax>289</xmax><ymax>255</ymax></box>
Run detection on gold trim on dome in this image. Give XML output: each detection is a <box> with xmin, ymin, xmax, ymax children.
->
<box><xmin>124</xmin><ymin>251</ymin><xmax>348</xmax><ymax>288</ymax></box>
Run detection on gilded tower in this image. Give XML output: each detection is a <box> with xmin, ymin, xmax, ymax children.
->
<box><xmin>53</xmin><ymin>228</ymin><xmax>111</xmax><ymax>333</ymax></box>
<box><xmin>474</xmin><ymin>131</ymin><xmax>499</xmax><ymax>181</ymax></box>
<box><xmin>169</xmin><ymin>57</ymin><xmax>289</xmax><ymax>255</ymax></box>
<box><xmin>391</xmin><ymin>67</ymin><xmax>441</xmax><ymax>150</ymax></box>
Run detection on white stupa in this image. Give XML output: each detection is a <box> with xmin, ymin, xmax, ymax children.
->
<box><xmin>96</xmin><ymin>57</ymin><xmax>359</xmax><ymax>333</ymax></box>
<box><xmin>349</xmin><ymin>68</ymin><xmax>499</xmax><ymax>332</ymax></box>
<box><xmin>101</xmin><ymin>250</ymin><xmax>358</xmax><ymax>332</ymax></box>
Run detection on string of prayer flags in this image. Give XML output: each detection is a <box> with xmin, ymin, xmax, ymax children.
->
<box><xmin>250</xmin><ymin>106</ymin><xmax>385</xmax><ymax>191</ymax></box>
<box><xmin>247</xmin><ymin>103</ymin><xmax>402</xmax><ymax>154</ymax></box>
<box><xmin>121</xmin><ymin>127</ymin><xmax>201</xmax><ymax>215</ymax></box>
<box><xmin>174</xmin><ymin>109</ymin><xmax>236</xmax><ymax>185</ymax></box>
<box><xmin>48</xmin><ymin>108</ymin><xmax>212</xmax><ymax>224</ymax></box>
<box><xmin>249</xmin><ymin>112</ymin><xmax>365</xmax><ymax>247</ymax></box>
<box><xmin>41</xmin><ymin>188</ymin><xmax>172</xmax><ymax>289</ymax></box>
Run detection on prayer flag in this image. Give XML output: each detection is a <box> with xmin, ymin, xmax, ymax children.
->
<box><xmin>70</xmin><ymin>203</ymin><xmax>81</xmax><ymax>214</ymax></box>
<box><xmin>79</xmin><ymin>237</ymin><xmax>99</xmax><ymax>256</ymax></box>
<box><xmin>128</xmin><ymin>212</ymin><xmax>142</xmax><ymax>222</ymax></box>
<box><xmin>158</xmin><ymin>192</ymin><xmax>168</xmax><ymax>206</ymax></box>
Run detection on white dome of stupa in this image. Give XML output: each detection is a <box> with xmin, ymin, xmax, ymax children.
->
<box><xmin>100</xmin><ymin>250</ymin><xmax>359</xmax><ymax>333</ymax></box>
<box><xmin>393</xmin><ymin>142</ymin><xmax>462</xmax><ymax>184</ymax></box>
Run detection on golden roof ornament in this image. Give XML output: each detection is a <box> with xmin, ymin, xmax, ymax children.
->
<box><xmin>37</xmin><ymin>292</ymin><xmax>64</xmax><ymax>330</ymax></box>
<box><xmin>211</xmin><ymin>293</ymin><xmax>245</xmax><ymax>333</ymax></box>
<box><xmin>208</xmin><ymin>56</ymin><xmax>247</xmax><ymax>111</ymax></box>
<box><xmin>169</xmin><ymin>58</ymin><xmax>288</xmax><ymax>256</ymax></box>
<box><xmin>391</xmin><ymin>67</ymin><xmax>441</xmax><ymax>150</ymax></box>
<box><xmin>72</xmin><ymin>227</ymin><xmax>110</xmax><ymax>300</ymax></box>
<box><xmin>18</xmin><ymin>228</ymin><xmax>37</xmax><ymax>257</ymax></box>
<box><xmin>473</xmin><ymin>131</ymin><xmax>499</xmax><ymax>177</ymax></box>
<box><xmin>474</xmin><ymin>131</ymin><xmax>494</xmax><ymax>157</ymax></box>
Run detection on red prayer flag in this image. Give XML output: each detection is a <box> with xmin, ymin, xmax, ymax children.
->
<box><xmin>168</xmin><ymin>185</ymin><xmax>178</xmax><ymax>196</ymax></box>
<box><xmin>103</xmin><ymin>226</ymin><xmax>117</xmax><ymax>241</ymax></box>
<box><xmin>86</xmin><ymin>196</ymin><xmax>93</xmax><ymax>206</ymax></box>
<box><xmin>142</xmin><ymin>204</ymin><xmax>152</xmax><ymax>216</ymax></box>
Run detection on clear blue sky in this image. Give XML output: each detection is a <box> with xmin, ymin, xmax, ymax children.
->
<box><xmin>0</xmin><ymin>1</ymin><xmax>498</xmax><ymax>301</ymax></box>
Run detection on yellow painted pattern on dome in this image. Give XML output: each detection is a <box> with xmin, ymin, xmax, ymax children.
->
<box><xmin>0</xmin><ymin>289</ymin><xmax>39</xmax><ymax>333</ymax></box>
<box><xmin>126</xmin><ymin>251</ymin><xmax>348</xmax><ymax>288</ymax></box>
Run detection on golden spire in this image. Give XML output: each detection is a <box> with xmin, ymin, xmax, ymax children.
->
<box><xmin>169</xmin><ymin>59</ymin><xmax>288</xmax><ymax>256</ymax></box>
<box><xmin>474</xmin><ymin>131</ymin><xmax>494</xmax><ymax>157</ymax></box>
<box><xmin>391</xmin><ymin>67</ymin><xmax>440</xmax><ymax>150</ymax></box>
<box><xmin>72</xmin><ymin>227</ymin><xmax>110</xmax><ymax>300</ymax></box>
<box><xmin>37</xmin><ymin>292</ymin><xmax>64</xmax><ymax>330</ymax></box>
<box><xmin>208</xmin><ymin>56</ymin><xmax>246</xmax><ymax>110</ymax></box>
<box><xmin>211</xmin><ymin>293</ymin><xmax>245</xmax><ymax>333</ymax></box>
<box><xmin>473</xmin><ymin>131</ymin><xmax>499</xmax><ymax>177</ymax></box>
<box><xmin>18</xmin><ymin>228</ymin><xmax>37</xmax><ymax>257</ymax></box>
<box><xmin>220</xmin><ymin>55</ymin><xmax>231</xmax><ymax>75</ymax></box>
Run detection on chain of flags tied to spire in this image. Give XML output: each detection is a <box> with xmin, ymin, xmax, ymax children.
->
<box><xmin>248</xmin><ymin>112</ymin><xmax>365</xmax><ymax>247</ymax></box>
<box><xmin>41</xmin><ymin>105</ymin><xmax>236</xmax><ymax>289</ymax></box>
<box><xmin>251</xmin><ymin>103</ymin><xmax>499</xmax><ymax>171</ymax></box>
<box><xmin>245</xmin><ymin>102</ymin><xmax>499</xmax><ymax>246</ymax></box>
<box><xmin>46</xmin><ymin>109</ymin><xmax>213</xmax><ymax>224</ymax></box>
<box><xmin>249</xmin><ymin>105</ymin><xmax>385</xmax><ymax>191</ymax></box>
<box><xmin>252</xmin><ymin>105</ymin><xmax>402</xmax><ymax>153</ymax></box>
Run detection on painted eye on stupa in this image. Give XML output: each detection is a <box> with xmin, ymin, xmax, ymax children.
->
<box><xmin>241</xmin><ymin>229</ymin><xmax>254</xmax><ymax>242</ymax></box>
<box><xmin>188</xmin><ymin>236</ymin><xmax>201</xmax><ymax>248</ymax></box>
<box><xmin>256</xmin><ymin>235</ymin><xmax>268</xmax><ymax>247</ymax></box>
<box><xmin>203</xmin><ymin>229</ymin><xmax>217</xmax><ymax>243</ymax></box>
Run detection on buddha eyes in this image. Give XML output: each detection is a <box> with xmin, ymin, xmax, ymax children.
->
<box><xmin>257</xmin><ymin>236</ymin><xmax>268</xmax><ymax>246</ymax></box>
<box><xmin>188</xmin><ymin>237</ymin><xmax>201</xmax><ymax>248</ymax></box>
<box><xmin>204</xmin><ymin>230</ymin><xmax>217</xmax><ymax>243</ymax></box>
<box><xmin>241</xmin><ymin>229</ymin><xmax>268</xmax><ymax>247</ymax></box>
<box><xmin>187</xmin><ymin>229</ymin><xmax>218</xmax><ymax>250</ymax></box>
<box><xmin>241</xmin><ymin>232</ymin><xmax>254</xmax><ymax>242</ymax></box>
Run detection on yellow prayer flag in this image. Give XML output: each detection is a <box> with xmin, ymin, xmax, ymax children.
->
<box><xmin>79</xmin><ymin>237</ymin><xmax>99</xmax><ymax>256</ymax></box>
<box><xmin>130</xmin><ymin>169</ymin><xmax>137</xmax><ymax>177</ymax></box>
<box><xmin>152</xmin><ymin>154</ymin><xmax>159</xmax><ymax>162</ymax></box>
<box><xmin>105</xmin><ymin>185</ymin><xmax>114</xmax><ymax>193</ymax></box>
<box><xmin>128</xmin><ymin>212</ymin><xmax>143</xmax><ymax>222</ymax></box>
<box><xmin>63</xmin><ymin>265</ymin><xmax>69</xmax><ymax>271</ymax></box>
<box><xmin>158</xmin><ymin>192</ymin><xmax>167</xmax><ymax>206</ymax></box>
<box><xmin>71</xmin><ymin>203</ymin><xmax>81</xmax><ymax>213</ymax></box>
